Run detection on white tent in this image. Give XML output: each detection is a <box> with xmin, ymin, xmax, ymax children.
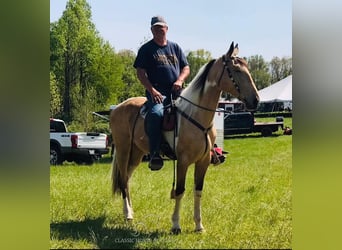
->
<box><xmin>258</xmin><ymin>75</ymin><xmax>292</xmax><ymax>102</ymax></box>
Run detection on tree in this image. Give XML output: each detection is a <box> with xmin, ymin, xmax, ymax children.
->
<box><xmin>117</xmin><ymin>49</ymin><xmax>144</xmax><ymax>102</ymax></box>
<box><xmin>50</xmin><ymin>71</ymin><xmax>62</xmax><ymax>118</ymax></box>
<box><xmin>269</xmin><ymin>56</ymin><xmax>292</xmax><ymax>83</ymax></box>
<box><xmin>50</xmin><ymin>0</ymin><xmax>125</xmax><ymax>121</ymax></box>
<box><xmin>70</xmin><ymin>83</ymin><xmax>99</xmax><ymax>131</ymax></box>
<box><xmin>91</xmin><ymin>41</ymin><xmax>125</xmax><ymax>107</ymax></box>
<box><xmin>246</xmin><ymin>55</ymin><xmax>271</xmax><ymax>90</ymax></box>
<box><xmin>186</xmin><ymin>49</ymin><xmax>212</xmax><ymax>85</ymax></box>
<box><xmin>50</xmin><ymin>0</ymin><xmax>102</xmax><ymax>122</ymax></box>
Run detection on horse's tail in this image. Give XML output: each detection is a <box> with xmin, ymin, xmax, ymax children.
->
<box><xmin>111</xmin><ymin>148</ymin><xmax>122</xmax><ymax>196</ymax></box>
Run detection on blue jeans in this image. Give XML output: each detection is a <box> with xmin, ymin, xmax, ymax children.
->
<box><xmin>145</xmin><ymin>95</ymin><xmax>170</xmax><ymax>154</ymax></box>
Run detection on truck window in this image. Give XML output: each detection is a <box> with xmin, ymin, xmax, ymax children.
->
<box><xmin>50</xmin><ymin>120</ymin><xmax>67</xmax><ymax>133</ymax></box>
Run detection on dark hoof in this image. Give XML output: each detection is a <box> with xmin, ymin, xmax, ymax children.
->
<box><xmin>171</xmin><ymin>228</ymin><xmax>181</xmax><ymax>235</ymax></box>
<box><xmin>195</xmin><ymin>228</ymin><xmax>205</xmax><ymax>233</ymax></box>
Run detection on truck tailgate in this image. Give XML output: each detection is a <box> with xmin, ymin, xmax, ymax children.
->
<box><xmin>76</xmin><ymin>133</ymin><xmax>107</xmax><ymax>149</ymax></box>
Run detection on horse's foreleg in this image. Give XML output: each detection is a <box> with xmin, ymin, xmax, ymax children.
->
<box><xmin>193</xmin><ymin>162</ymin><xmax>209</xmax><ymax>232</ymax></box>
<box><xmin>171</xmin><ymin>163</ymin><xmax>188</xmax><ymax>234</ymax></box>
<box><xmin>194</xmin><ymin>189</ymin><xmax>204</xmax><ymax>232</ymax></box>
<box><xmin>171</xmin><ymin>192</ymin><xmax>184</xmax><ymax>234</ymax></box>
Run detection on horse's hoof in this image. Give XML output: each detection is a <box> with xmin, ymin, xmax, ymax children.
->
<box><xmin>195</xmin><ymin>228</ymin><xmax>205</xmax><ymax>233</ymax></box>
<box><xmin>171</xmin><ymin>228</ymin><xmax>181</xmax><ymax>235</ymax></box>
<box><xmin>125</xmin><ymin>216</ymin><xmax>133</xmax><ymax>221</ymax></box>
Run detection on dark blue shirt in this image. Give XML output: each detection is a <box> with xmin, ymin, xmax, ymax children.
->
<box><xmin>133</xmin><ymin>39</ymin><xmax>188</xmax><ymax>96</ymax></box>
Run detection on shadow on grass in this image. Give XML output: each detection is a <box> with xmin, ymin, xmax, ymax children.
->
<box><xmin>50</xmin><ymin>217</ymin><xmax>163</xmax><ymax>249</ymax></box>
<box><xmin>98</xmin><ymin>156</ymin><xmax>113</xmax><ymax>164</ymax></box>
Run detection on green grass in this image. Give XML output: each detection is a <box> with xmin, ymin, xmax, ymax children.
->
<box><xmin>50</xmin><ymin>118</ymin><xmax>292</xmax><ymax>249</ymax></box>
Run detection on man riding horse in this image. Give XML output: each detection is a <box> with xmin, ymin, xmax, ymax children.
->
<box><xmin>133</xmin><ymin>15</ymin><xmax>190</xmax><ymax>171</ymax></box>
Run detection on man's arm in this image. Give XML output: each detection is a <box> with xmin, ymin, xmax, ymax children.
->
<box><xmin>136</xmin><ymin>67</ymin><xmax>163</xmax><ymax>103</ymax></box>
<box><xmin>136</xmin><ymin>67</ymin><xmax>153</xmax><ymax>93</ymax></box>
<box><xmin>173</xmin><ymin>65</ymin><xmax>190</xmax><ymax>90</ymax></box>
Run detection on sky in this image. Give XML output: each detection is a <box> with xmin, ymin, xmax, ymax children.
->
<box><xmin>50</xmin><ymin>0</ymin><xmax>292</xmax><ymax>62</ymax></box>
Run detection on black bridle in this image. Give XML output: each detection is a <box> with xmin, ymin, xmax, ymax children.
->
<box><xmin>217</xmin><ymin>55</ymin><xmax>241</xmax><ymax>95</ymax></box>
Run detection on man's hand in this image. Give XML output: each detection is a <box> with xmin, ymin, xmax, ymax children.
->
<box><xmin>151</xmin><ymin>88</ymin><xmax>163</xmax><ymax>103</ymax></box>
<box><xmin>172</xmin><ymin>79</ymin><xmax>183</xmax><ymax>92</ymax></box>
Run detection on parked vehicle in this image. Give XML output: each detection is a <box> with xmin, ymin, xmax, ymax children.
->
<box><xmin>224</xmin><ymin>112</ymin><xmax>284</xmax><ymax>137</ymax></box>
<box><xmin>50</xmin><ymin>118</ymin><xmax>109</xmax><ymax>165</ymax></box>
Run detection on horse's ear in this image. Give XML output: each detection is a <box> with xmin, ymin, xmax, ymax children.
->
<box><xmin>227</xmin><ymin>42</ymin><xmax>239</xmax><ymax>57</ymax></box>
<box><xmin>232</xmin><ymin>43</ymin><xmax>239</xmax><ymax>57</ymax></box>
<box><xmin>227</xmin><ymin>42</ymin><xmax>234</xmax><ymax>57</ymax></box>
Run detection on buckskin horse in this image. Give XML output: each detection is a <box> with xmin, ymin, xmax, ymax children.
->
<box><xmin>110</xmin><ymin>42</ymin><xmax>259</xmax><ymax>234</ymax></box>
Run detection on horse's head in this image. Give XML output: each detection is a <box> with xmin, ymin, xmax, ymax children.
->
<box><xmin>213</xmin><ymin>42</ymin><xmax>259</xmax><ymax>111</ymax></box>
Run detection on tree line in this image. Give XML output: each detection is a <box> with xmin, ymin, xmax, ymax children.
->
<box><xmin>50</xmin><ymin>0</ymin><xmax>292</xmax><ymax>131</ymax></box>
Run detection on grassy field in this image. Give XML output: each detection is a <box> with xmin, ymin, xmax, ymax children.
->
<box><xmin>50</xmin><ymin>118</ymin><xmax>292</xmax><ymax>249</ymax></box>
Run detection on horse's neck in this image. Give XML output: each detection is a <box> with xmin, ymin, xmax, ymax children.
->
<box><xmin>179</xmin><ymin>81</ymin><xmax>221</xmax><ymax>127</ymax></box>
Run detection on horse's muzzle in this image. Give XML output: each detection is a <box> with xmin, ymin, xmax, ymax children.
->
<box><xmin>244</xmin><ymin>96</ymin><xmax>259</xmax><ymax>111</ymax></box>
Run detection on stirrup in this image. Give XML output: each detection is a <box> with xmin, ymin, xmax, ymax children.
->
<box><xmin>149</xmin><ymin>153</ymin><xmax>164</xmax><ymax>171</ymax></box>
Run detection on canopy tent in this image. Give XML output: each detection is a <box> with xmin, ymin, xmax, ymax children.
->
<box><xmin>258</xmin><ymin>75</ymin><xmax>292</xmax><ymax>102</ymax></box>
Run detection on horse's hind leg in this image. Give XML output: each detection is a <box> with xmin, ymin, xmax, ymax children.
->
<box><xmin>123</xmin><ymin>193</ymin><xmax>133</xmax><ymax>220</ymax></box>
<box><xmin>193</xmin><ymin>162</ymin><xmax>209</xmax><ymax>232</ymax></box>
<box><xmin>114</xmin><ymin>147</ymin><xmax>134</xmax><ymax>220</ymax></box>
<box><xmin>124</xmin><ymin>144</ymin><xmax>145</xmax><ymax>219</ymax></box>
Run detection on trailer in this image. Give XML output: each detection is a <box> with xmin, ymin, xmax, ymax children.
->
<box><xmin>224</xmin><ymin>112</ymin><xmax>284</xmax><ymax>137</ymax></box>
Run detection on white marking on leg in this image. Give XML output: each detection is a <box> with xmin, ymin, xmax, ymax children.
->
<box><xmin>171</xmin><ymin>193</ymin><xmax>184</xmax><ymax>232</ymax></box>
<box><xmin>123</xmin><ymin>197</ymin><xmax>134</xmax><ymax>220</ymax></box>
<box><xmin>194</xmin><ymin>190</ymin><xmax>204</xmax><ymax>232</ymax></box>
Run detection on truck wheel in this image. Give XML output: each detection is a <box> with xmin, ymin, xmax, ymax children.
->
<box><xmin>50</xmin><ymin>145</ymin><xmax>62</xmax><ymax>165</ymax></box>
<box><xmin>84</xmin><ymin>156</ymin><xmax>95</xmax><ymax>165</ymax></box>
<box><xmin>261</xmin><ymin>127</ymin><xmax>272</xmax><ymax>137</ymax></box>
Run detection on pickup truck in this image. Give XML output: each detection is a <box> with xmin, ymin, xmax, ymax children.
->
<box><xmin>50</xmin><ymin>118</ymin><xmax>109</xmax><ymax>165</ymax></box>
<box><xmin>224</xmin><ymin>112</ymin><xmax>284</xmax><ymax>137</ymax></box>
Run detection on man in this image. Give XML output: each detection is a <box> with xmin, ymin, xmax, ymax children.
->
<box><xmin>133</xmin><ymin>16</ymin><xmax>190</xmax><ymax>171</ymax></box>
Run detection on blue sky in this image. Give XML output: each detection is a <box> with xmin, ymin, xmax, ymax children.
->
<box><xmin>50</xmin><ymin>0</ymin><xmax>292</xmax><ymax>61</ymax></box>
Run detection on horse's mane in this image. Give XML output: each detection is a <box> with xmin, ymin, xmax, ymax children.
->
<box><xmin>186</xmin><ymin>59</ymin><xmax>216</xmax><ymax>96</ymax></box>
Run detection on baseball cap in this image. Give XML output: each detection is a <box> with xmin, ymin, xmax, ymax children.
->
<box><xmin>151</xmin><ymin>16</ymin><xmax>167</xmax><ymax>27</ymax></box>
